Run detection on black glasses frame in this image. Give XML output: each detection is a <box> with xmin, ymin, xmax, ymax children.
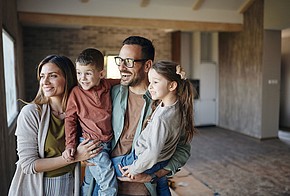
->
<box><xmin>114</xmin><ymin>57</ymin><xmax>148</xmax><ymax>68</ymax></box>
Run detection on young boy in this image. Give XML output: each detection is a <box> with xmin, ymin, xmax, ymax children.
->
<box><xmin>62</xmin><ymin>48</ymin><xmax>119</xmax><ymax>195</ymax></box>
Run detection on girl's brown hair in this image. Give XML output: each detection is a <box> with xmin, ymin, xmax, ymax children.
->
<box><xmin>146</xmin><ymin>60</ymin><xmax>197</xmax><ymax>143</ymax></box>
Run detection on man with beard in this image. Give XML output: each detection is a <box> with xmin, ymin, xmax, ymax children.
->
<box><xmin>83</xmin><ymin>36</ymin><xmax>190</xmax><ymax>196</ymax></box>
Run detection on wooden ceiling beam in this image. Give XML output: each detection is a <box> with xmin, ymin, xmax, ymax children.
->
<box><xmin>192</xmin><ymin>0</ymin><xmax>205</xmax><ymax>10</ymax></box>
<box><xmin>238</xmin><ymin>0</ymin><xmax>256</xmax><ymax>13</ymax></box>
<box><xmin>18</xmin><ymin>12</ymin><xmax>242</xmax><ymax>32</ymax></box>
<box><xmin>140</xmin><ymin>0</ymin><xmax>150</xmax><ymax>7</ymax></box>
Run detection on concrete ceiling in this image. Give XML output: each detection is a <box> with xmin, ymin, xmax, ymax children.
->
<box><xmin>17</xmin><ymin>0</ymin><xmax>290</xmax><ymax>31</ymax></box>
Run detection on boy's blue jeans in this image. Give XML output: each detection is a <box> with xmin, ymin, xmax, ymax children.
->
<box><xmin>79</xmin><ymin>137</ymin><xmax>117</xmax><ymax>196</ymax></box>
<box><xmin>111</xmin><ymin>150</ymin><xmax>171</xmax><ymax>196</ymax></box>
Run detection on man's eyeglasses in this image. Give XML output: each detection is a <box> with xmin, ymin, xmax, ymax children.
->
<box><xmin>114</xmin><ymin>57</ymin><xmax>148</xmax><ymax>68</ymax></box>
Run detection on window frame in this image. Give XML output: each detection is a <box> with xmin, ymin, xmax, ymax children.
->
<box><xmin>2</xmin><ymin>28</ymin><xmax>18</xmax><ymax>127</ymax></box>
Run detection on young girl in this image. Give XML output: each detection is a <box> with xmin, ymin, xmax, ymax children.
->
<box><xmin>112</xmin><ymin>60</ymin><xmax>197</xmax><ymax>196</ymax></box>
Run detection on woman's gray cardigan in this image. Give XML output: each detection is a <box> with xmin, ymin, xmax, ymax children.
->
<box><xmin>8</xmin><ymin>103</ymin><xmax>80</xmax><ymax>196</ymax></box>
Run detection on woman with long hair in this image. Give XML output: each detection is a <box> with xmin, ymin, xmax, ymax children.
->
<box><xmin>9</xmin><ymin>55</ymin><xmax>101</xmax><ymax>196</ymax></box>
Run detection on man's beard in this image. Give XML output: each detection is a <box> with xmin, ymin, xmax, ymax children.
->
<box><xmin>121</xmin><ymin>70</ymin><xmax>146</xmax><ymax>87</ymax></box>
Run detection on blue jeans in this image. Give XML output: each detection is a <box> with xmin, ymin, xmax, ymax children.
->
<box><xmin>80</xmin><ymin>138</ymin><xmax>117</xmax><ymax>196</ymax></box>
<box><xmin>111</xmin><ymin>150</ymin><xmax>171</xmax><ymax>196</ymax></box>
<box><xmin>82</xmin><ymin>166</ymin><xmax>99</xmax><ymax>196</ymax></box>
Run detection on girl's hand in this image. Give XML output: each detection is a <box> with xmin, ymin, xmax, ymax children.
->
<box><xmin>73</xmin><ymin>138</ymin><xmax>102</xmax><ymax>162</ymax></box>
<box><xmin>117</xmin><ymin>164</ymin><xmax>151</xmax><ymax>182</ymax></box>
<box><xmin>120</xmin><ymin>165</ymin><xmax>135</xmax><ymax>179</ymax></box>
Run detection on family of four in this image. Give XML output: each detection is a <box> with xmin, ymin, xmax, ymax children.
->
<box><xmin>8</xmin><ymin>36</ymin><xmax>197</xmax><ymax>196</ymax></box>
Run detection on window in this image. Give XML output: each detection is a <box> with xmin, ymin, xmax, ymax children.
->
<box><xmin>105</xmin><ymin>54</ymin><xmax>120</xmax><ymax>79</ymax></box>
<box><xmin>2</xmin><ymin>29</ymin><xmax>18</xmax><ymax>126</ymax></box>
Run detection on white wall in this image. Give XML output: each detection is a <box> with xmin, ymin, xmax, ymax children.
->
<box><xmin>264</xmin><ymin>0</ymin><xmax>290</xmax><ymax>30</ymax></box>
<box><xmin>261</xmin><ymin>30</ymin><xmax>281</xmax><ymax>138</ymax></box>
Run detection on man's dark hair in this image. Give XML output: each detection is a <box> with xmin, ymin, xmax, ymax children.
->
<box><xmin>122</xmin><ymin>36</ymin><xmax>155</xmax><ymax>61</ymax></box>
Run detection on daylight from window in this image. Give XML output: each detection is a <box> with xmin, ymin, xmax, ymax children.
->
<box><xmin>2</xmin><ymin>29</ymin><xmax>18</xmax><ymax>126</ymax></box>
<box><xmin>106</xmin><ymin>55</ymin><xmax>121</xmax><ymax>79</ymax></box>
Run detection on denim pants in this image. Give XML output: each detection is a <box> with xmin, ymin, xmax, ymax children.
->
<box><xmin>111</xmin><ymin>150</ymin><xmax>171</xmax><ymax>196</ymax></box>
<box><xmin>79</xmin><ymin>137</ymin><xmax>117</xmax><ymax>196</ymax></box>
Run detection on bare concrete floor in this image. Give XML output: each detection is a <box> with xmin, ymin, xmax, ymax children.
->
<box><xmin>183</xmin><ymin>126</ymin><xmax>290</xmax><ymax>196</ymax></box>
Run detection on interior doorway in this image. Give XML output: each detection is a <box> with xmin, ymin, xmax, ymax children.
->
<box><xmin>280</xmin><ymin>29</ymin><xmax>290</xmax><ymax>132</ymax></box>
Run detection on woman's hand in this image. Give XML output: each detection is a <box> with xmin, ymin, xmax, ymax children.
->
<box><xmin>73</xmin><ymin>138</ymin><xmax>102</xmax><ymax>162</ymax></box>
<box><xmin>35</xmin><ymin>138</ymin><xmax>102</xmax><ymax>172</ymax></box>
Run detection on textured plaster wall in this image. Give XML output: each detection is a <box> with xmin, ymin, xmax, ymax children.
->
<box><xmin>218</xmin><ymin>0</ymin><xmax>264</xmax><ymax>138</ymax></box>
<box><xmin>261</xmin><ymin>30</ymin><xmax>281</xmax><ymax>138</ymax></box>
